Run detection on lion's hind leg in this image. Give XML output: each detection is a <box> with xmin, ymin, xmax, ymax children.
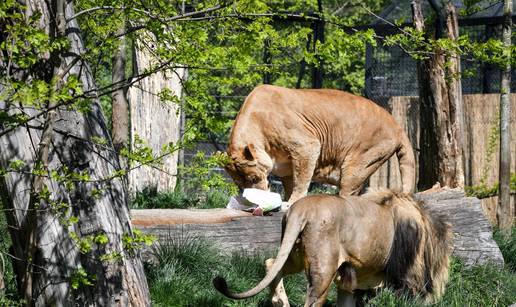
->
<box><xmin>339</xmin><ymin>142</ymin><xmax>397</xmax><ymax>196</ymax></box>
<box><xmin>337</xmin><ymin>289</ymin><xmax>355</xmax><ymax>307</ymax></box>
<box><xmin>303</xmin><ymin>249</ymin><xmax>339</xmax><ymax>307</ymax></box>
<box><xmin>266</xmin><ymin>254</ymin><xmax>304</xmax><ymax>307</ymax></box>
<box><xmin>304</xmin><ymin>263</ymin><xmax>337</xmax><ymax>307</ymax></box>
<box><xmin>265</xmin><ymin>258</ymin><xmax>289</xmax><ymax>307</ymax></box>
<box><xmin>336</xmin><ymin>263</ymin><xmax>357</xmax><ymax>307</ymax></box>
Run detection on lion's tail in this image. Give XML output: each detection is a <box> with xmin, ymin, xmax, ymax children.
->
<box><xmin>213</xmin><ymin>215</ymin><xmax>305</xmax><ymax>300</ymax></box>
<box><xmin>396</xmin><ymin>131</ymin><xmax>416</xmax><ymax>194</ymax></box>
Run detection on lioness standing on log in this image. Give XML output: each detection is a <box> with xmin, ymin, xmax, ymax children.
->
<box><xmin>225</xmin><ymin>85</ymin><xmax>415</xmax><ymax>206</ymax></box>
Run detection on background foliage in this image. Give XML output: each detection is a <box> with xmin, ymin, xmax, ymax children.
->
<box><xmin>75</xmin><ymin>0</ymin><xmax>389</xmax><ymax>143</ymax></box>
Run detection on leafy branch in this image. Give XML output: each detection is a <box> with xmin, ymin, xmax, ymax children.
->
<box><xmin>465</xmin><ymin>173</ymin><xmax>516</xmax><ymax>199</ymax></box>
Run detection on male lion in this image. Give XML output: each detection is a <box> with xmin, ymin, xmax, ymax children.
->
<box><xmin>214</xmin><ymin>190</ymin><xmax>452</xmax><ymax>307</ymax></box>
<box><xmin>225</xmin><ymin>85</ymin><xmax>415</xmax><ymax>206</ymax></box>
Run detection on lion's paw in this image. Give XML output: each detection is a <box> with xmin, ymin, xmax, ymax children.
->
<box><xmin>271</xmin><ymin>297</ymin><xmax>289</xmax><ymax>307</ymax></box>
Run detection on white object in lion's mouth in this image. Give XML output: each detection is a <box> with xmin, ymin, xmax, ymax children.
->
<box><xmin>242</xmin><ymin>188</ymin><xmax>282</xmax><ymax>211</ymax></box>
<box><xmin>226</xmin><ymin>188</ymin><xmax>282</xmax><ymax>213</ymax></box>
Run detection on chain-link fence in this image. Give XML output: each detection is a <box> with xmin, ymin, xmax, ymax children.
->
<box><xmin>366</xmin><ymin>24</ymin><xmax>516</xmax><ymax>109</ymax></box>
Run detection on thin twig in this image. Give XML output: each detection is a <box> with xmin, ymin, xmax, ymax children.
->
<box><xmin>2</xmin><ymin>251</ymin><xmax>48</xmax><ymax>271</ymax></box>
<box><xmin>66</xmin><ymin>6</ymin><xmax>117</xmax><ymax>22</ymax></box>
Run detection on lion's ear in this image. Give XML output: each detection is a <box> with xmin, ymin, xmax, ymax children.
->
<box><xmin>243</xmin><ymin>144</ymin><xmax>257</xmax><ymax>161</ymax></box>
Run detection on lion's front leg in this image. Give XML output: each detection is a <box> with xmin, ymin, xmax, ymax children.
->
<box><xmin>286</xmin><ymin>144</ymin><xmax>320</xmax><ymax>205</ymax></box>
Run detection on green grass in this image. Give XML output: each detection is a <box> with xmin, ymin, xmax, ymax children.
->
<box><xmin>493</xmin><ymin>227</ymin><xmax>516</xmax><ymax>272</ymax></box>
<box><xmin>368</xmin><ymin>259</ymin><xmax>515</xmax><ymax>307</ymax></box>
<box><xmin>146</xmin><ymin>230</ymin><xmax>516</xmax><ymax>307</ymax></box>
<box><xmin>145</xmin><ymin>234</ymin><xmax>313</xmax><ymax>307</ymax></box>
<box><xmin>130</xmin><ymin>187</ymin><xmax>230</xmax><ymax>209</ymax></box>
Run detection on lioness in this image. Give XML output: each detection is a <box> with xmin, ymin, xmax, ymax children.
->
<box><xmin>225</xmin><ymin>85</ymin><xmax>415</xmax><ymax>206</ymax></box>
<box><xmin>214</xmin><ymin>190</ymin><xmax>452</xmax><ymax>307</ymax></box>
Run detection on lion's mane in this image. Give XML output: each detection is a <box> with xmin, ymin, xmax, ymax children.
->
<box><xmin>364</xmin><ymin>189</ymin><xmax>453</xmax><ymax>303</ymax></box>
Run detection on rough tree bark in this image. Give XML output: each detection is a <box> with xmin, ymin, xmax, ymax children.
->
<box><xmin>111</xmin><ymin>25</ymin><xmax>130</xmax><ymax>155</ymax></box>
<box><xmin>413</xmin><ymin>0</ymin><xmax>466</xmax><ymax>190</ymax></box>
<box><xmin>0</xmin><ymin>1</ymin><xmax>150</xmax><ymax>305</ymax></box>
<box><xmin>127</xmin><ymin>33</ymin><xmax>185</xmax><ymax>193</ymax></box>
<box><xmin>497</xmin><ymin>0</ymin><xmax>513</xmax><ymax>233</ymax></box>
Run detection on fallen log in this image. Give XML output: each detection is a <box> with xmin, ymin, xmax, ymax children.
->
<box><xmin>132</xmin><ymin>188</ymin><xmax>504</xmax><ymax>267</ymax></box>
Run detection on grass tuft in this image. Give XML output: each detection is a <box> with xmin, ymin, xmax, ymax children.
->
<box><xmin>145</xmin><ymin>234</ymin><xmax>315</xmax><ymax>307</ymax></box>
<box><xmin>493</xmin><ymin>227</ymin><xmax>516</xmax><ymax>272</ymax></box>
<box><xmin>130</xmin><ymin>187</ymin><xmax>230</xmax><ymax>209</ymax></box>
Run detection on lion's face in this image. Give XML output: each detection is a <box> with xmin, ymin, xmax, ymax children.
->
<box><xmin>225</xmin><ymin>145</ymin><xmax>269</xmax><ymax>191</ymax></box>
<box><xmin>225</xmin><ymin>160</ymin><xmax>269</xmax><ymax>191</ymax></box>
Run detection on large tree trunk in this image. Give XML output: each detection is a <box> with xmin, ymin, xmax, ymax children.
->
<box><xmin>127</xmin><ymin>33</ymin><xmax>185</xmax><ymax>193</ymax></box>
<box><xmin>497</xmin><ymin>0</ymin><xmax>513</xmax><ymax>233</ymax></box>
<box><xmin>0</xmin><ymin>1</ymin><xmax>150</xmax><ymax>305</ymax></box>
<box><xmin>413</xmin><ymin>0</ymin><xmax>466</xmax><ymax>190</ymax></box>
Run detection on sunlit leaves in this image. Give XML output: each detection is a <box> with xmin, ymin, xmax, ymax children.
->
<box><xmin>157</xmin><ymin>88</ymin><xmax>181</xmax><ymax>105</ymax></box>
<box><xmin>123</xmin><ymin>229</ymin><xmax>155</xmax><ymax>254</ymax></box>
<box><xmin>0</xmin><ymin>1</ymin><xmax>68</xmax><ymax>69</ymax></box>
<box><xmin>70</xmin><ymin>232</ymin><xmax>111</xmax><ymax>255</ymax></box>
<box><xmin>178</xmin><ymin>151</ymin><xmax>239</xmax><ymax>195</ymax></box>
<box><xmin>120</xmin><ymin>135</ymin><xmax>157</xmax><ymax>166</ymax></box>
<box><xmin>384</xmin><ymin>26</ymin><xmax>515</xmax><ymax>69</ymax></box>
<box><xmin>70</xmin><ymin>267</ymin><xmax>95</xmax><ymax>290</ymax></box>
<box><xmin>319</xmin><ymin>28</ymin><xmax>377</xmax><ymax>93</ymax></box>
<box><xmin>50</xmin><ymin>166</ymin><xmax>91</xmax><ymax>190</ymax></box>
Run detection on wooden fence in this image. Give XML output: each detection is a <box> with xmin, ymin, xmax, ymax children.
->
<box><xmin>369</xmin><ymin>94</ymin><xmax>516</xmax><ymax>223</ymax></box>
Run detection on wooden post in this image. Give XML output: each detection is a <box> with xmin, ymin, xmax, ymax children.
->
<box><xmin>127</xmin><ymin>33</ymin><xmax>185</xmax><ymax>193</ymax></box>
<box><xmin>497</xmin><ymin>0</ymin><xmax>513</xmax><ymax>233</ymax></box>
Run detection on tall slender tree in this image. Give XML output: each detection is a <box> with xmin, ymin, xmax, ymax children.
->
<box><xmin>497</xmin><ymin>0</ymin><xmax>513</xmax><ymax>233</ymax></box>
